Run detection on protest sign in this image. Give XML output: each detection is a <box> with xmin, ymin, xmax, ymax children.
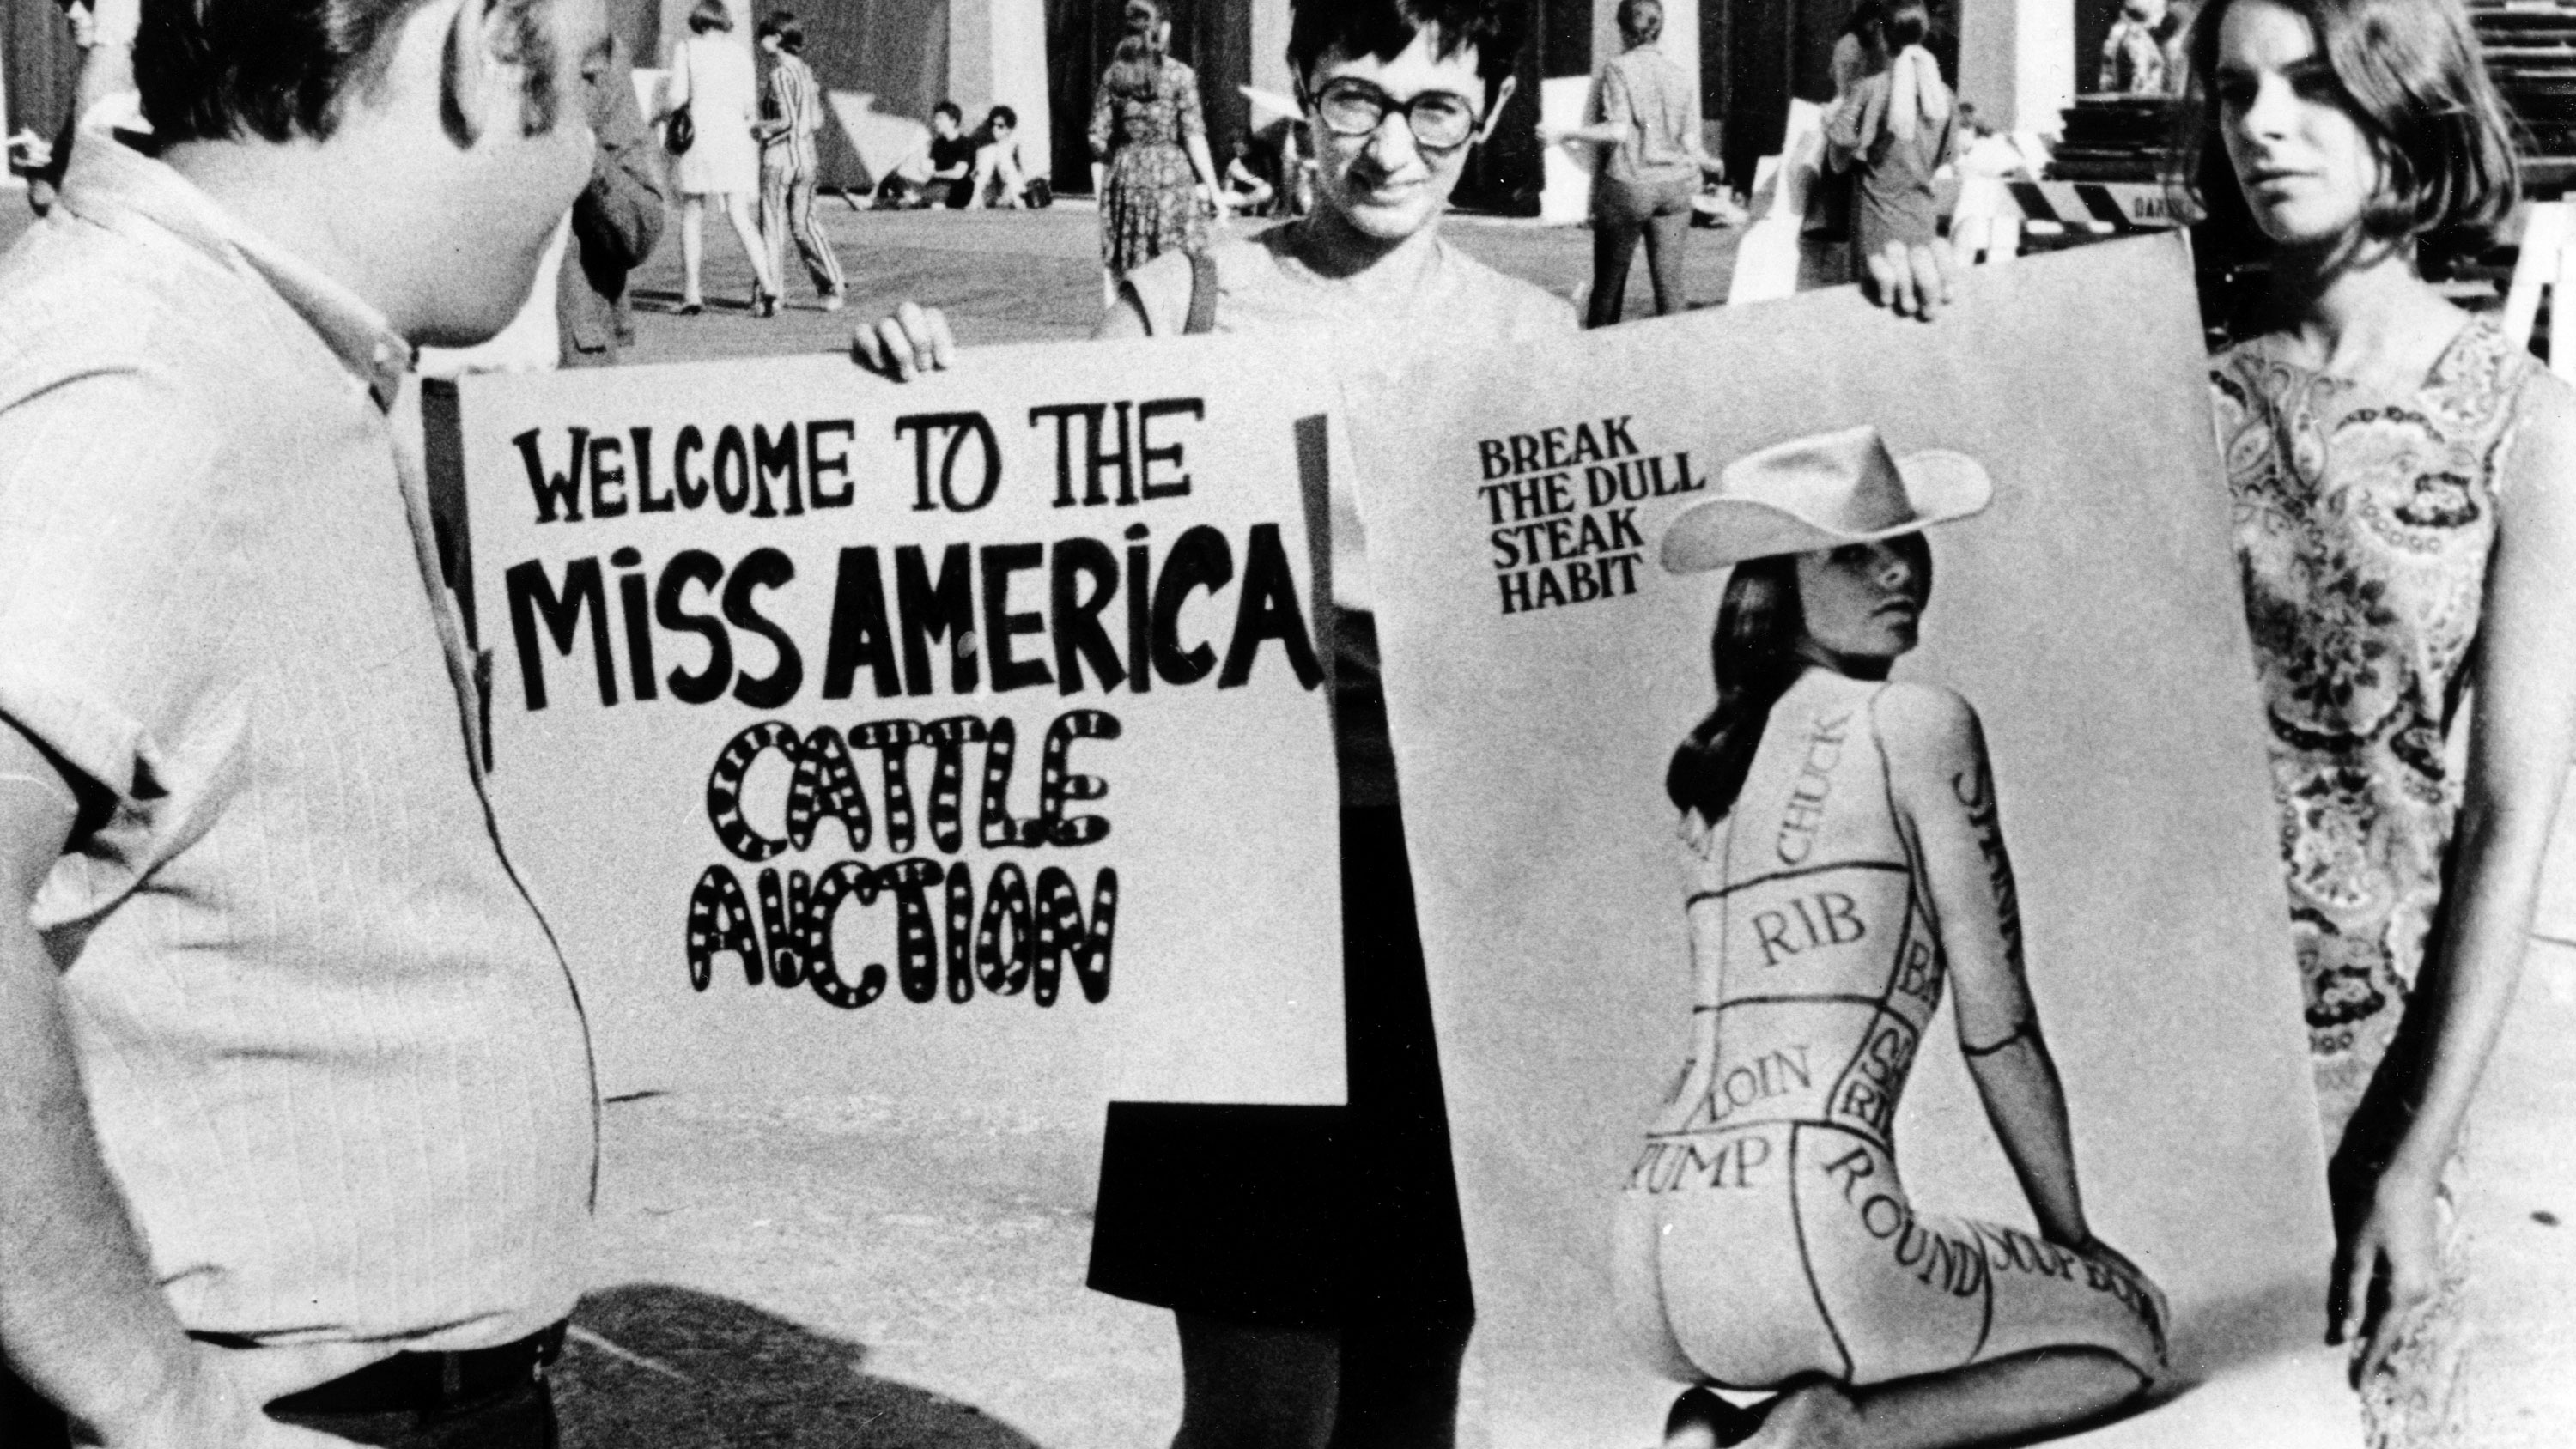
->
<box><xmin>1353</xmin><ymin>235</ymin><xmax>2357</xmax><ymax>1446</ymax></box>
<box><xmin>426</xmin><ymin>338</ymin><xmax>1346</xmax><ymax>1112</ymax></box>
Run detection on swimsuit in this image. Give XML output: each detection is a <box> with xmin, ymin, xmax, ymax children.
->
<box><xmin>1612</xmin><ymin>671</ymin><xmax>2166</xmax><ymax>1388</ymax></box>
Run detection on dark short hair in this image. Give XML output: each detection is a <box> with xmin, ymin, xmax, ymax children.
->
<box><xmin>1885</xmin><ymin>2</ymin><xmax>1929</xmax><ymax>47</ymax></box>
<box><xmin>1617</xmin><ymin>0</ymin><xmax>1661</xmax><ymax>45</ymax></box>
<box><xmin>2170</xmin><ymin>0</ymin><xmax>2517</xmax><ymax>255</ymax></box>
<box><xmin>135</xmin><ymin>0</ymin><xmax>565</xmax><ymax>143</ymax></box>
<box><xmin>689</xmin><ymin>0</ymin><xmax>732</xmax><ymax>33</ymax></box>
<box><xmin>1287</xmin><ymin>0</ymin><xmax>1527</xmax><ymax>98</ymax></box>
<box><xmin>757</xmin><ymin>10</ymin><xmax>804</xmax><ymax>51</ymax></box>
<box><xmin>988</xmin><ymin>105</ymin><xmax>1018</xmax><ymax>130</ymax></box>
<box><xmin>933</xmin><ymin>100</ymin><xmax>963</xmax><ymax>123</ymax></box>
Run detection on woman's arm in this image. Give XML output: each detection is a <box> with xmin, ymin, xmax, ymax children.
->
<box><xmin>1822</xmin><ymin>75</ymin><xmax>1884</xmax><ymax>174</ymax></box>
<box><xmin>1170</xmin><ymin>64</ymin><xmax>1227</xmax><ymax>213</ymax></box>
<box><xmin>2337</xmin><ymin>379</ymin><xmax>2576</xmax><ymax>1377</ymax></box>
<box><xmin>1089</xmin><ymin>75</ymin><xmax>1116</xmax><ymax>165</ymax></box>
<box><xmin>1880</xmin><ymin>683</ymin><xmax>2093</xmax><ymax>1249</ymax></box>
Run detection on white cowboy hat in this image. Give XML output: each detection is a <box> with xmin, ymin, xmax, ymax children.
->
<box><xmin>1659</xmin><ymin>424</ymin><xmax>1993</xmax><ymax>573</ymax></box>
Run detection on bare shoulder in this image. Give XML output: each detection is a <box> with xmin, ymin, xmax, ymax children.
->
<box><xmin>2505</xmin><ymin>365</ymin><xmax>2576</xmax><ymax>510</ymax></box>
<box><xmin>1870</xmin><ymin>680</ymin><xmax>1986</xmax><ymax>790</ymax></box>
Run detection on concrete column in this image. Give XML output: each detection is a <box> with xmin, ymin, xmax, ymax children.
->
<box><xmin>1251</xmin><ymin>0</ymin><xmax>1291</xmax><ymax>99</ymax></box>
<box><xmin>1957</xmin><ymin>0</ymin><xmax>2074</xmax><ymax>135</ymax></box>
<box><xmin>988</xmin><ymin>0</ymin><xmax>1051</xmax><ymax>175</ymax></box>
<box><xmin>948</xmin><ymin>0</ymin><xmax>1049</xmax><ymax>182</ymax></box>
<box><xmin>947</xmin><ymin>0</ymin><xmax>992</xmax><ymax>113</ymax></box>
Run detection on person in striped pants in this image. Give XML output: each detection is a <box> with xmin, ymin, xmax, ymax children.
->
<box><xmin>756</xmin><ymin>12</ymin><xmax>848</xmax><ymax>314</ymax></box>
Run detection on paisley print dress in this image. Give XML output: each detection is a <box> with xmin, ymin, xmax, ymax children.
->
<box><xmin>1090</xmin><ymin>55</ymin><xmax>1211</xmax><ymax>276</ymax></box>
<box><xmin>2210</xmin><ymin>316</ymin><xmax>2549</xmax><ymax>1447</ymax></box>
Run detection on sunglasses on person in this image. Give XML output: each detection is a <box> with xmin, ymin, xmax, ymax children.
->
<box><xmin>1302</xmin><ymin>77</ymin><xmax>1485</xmax><ymax>152</ymax></box>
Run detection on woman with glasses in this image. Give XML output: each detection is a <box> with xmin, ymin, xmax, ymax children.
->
<box><xmin>1082</xmin><ymin>12</ymin><xmax>1571</xmax><ymax>1447</ymax></box>
<box><xmin>1089</xmin><ymin>0</ymin><xmax>1229</xmax><ymax>309</ymax></box>
<box><xmin>854</xmin><ymin>8</ymin><xmax>1953</xmax><ymax>1444</ymax></box>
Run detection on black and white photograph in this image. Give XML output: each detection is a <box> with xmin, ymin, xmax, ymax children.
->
<box><xmin>3</xmin><ymin>0</ymin><xmax>2573</xmax><ymax>1446</ymax></box>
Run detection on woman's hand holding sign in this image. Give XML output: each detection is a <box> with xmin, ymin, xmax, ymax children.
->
<box><xmin>853</xmin><ymin>300</ymin><xmax>957</xmax><ymax>380</ymax></box>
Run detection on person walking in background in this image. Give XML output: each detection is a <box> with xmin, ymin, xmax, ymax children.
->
<box><xmin>1826</xmin><ymin>0</ymin><xmax>1958</xmax><ymax>279</ymax></box>
<box><xmin>1831</xmin><ymin>0</ymin><xmax>1890</xmax><ymax>97</ymax></box>
<box><xmin>756</xmin><ymin>11</ymin><xmax>848</xmax><ymax>312</ymax></box>
<box><xmin>1791</xmin><ymin>0</ymin><xmax>1889</xmax><ymax>289</ymax></box>
<box><xmin>562</xmin><ymin>33</ymin><xmax>665</xmax><ymax>366</ymax></box>
<box><xmin>668</xmin><ymin>0</ymin><xmax>782</xmax><ymax>316</ymax></box>
<box><xmin>1089</xmin><ymin>0</ymin><xmax>1228</xmax><ymax>309</ymax></box>
<box><xmin>1542</xmin><ymin>0</ymin><xmax>1725</xmax><ymax>327</ymax></box>
<box><xmin>875</xmin><ymin>100</ymin><xmax>976</xmax><ymax>209</ymax></box>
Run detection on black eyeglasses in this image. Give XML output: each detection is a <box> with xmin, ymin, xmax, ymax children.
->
<box><xmin>1304</xmin><ymin>78</ymin><xmax>1484</xmax><ymax>151</ymax></box>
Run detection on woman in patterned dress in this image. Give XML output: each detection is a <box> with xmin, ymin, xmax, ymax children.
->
<box><xmin>1089</xmin><ymin>0</ymin><xmax>1228</xmax><ymax>308</ymax></box>
<box><xmin>2178</xmin><ymin>2</ymin><xmax>2576</xmax><ymax>1442</ymax></box>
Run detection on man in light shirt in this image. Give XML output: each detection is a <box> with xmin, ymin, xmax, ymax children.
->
<box><xmin>0</xmin><ymin>0</ymin><xmax>609</xmax><ymax>1444</ymax></box>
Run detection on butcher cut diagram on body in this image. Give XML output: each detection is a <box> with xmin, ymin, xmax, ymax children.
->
<box><xmin>1613</xmin><ymin>426</ymin><xmax>2167</xmax><ymax>1448</ymax></box>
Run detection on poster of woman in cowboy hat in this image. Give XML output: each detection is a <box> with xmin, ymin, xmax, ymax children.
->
<box><xmin>1619</xmin><ymin>426</ymin><xmax>2168</xmax><ymax>1449</ymax></box>
<box><xmin>1341</xmin><ymin>233</ymin><xmax>2360</xmax><ymax>1448</ymax></box>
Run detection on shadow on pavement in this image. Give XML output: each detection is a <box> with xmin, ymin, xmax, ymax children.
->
<box><xmin>557</xmin><ymin>1283</ymin><xmax>1047</xmax><ymax>1449</ymax></box>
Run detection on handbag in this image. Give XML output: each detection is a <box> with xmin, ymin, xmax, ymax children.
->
<box><xmin>664</xmin><ymin>45</ymin><xmax>696</xmax><ymax>155</ymax></box>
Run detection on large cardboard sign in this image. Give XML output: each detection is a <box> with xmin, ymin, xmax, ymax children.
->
<box><xmin>1352</xmin><ymin>237</ymin><xmax>2359</xmax><ymax>1446</ymax></box>
<box><xmin>428</xmin><ymin>339</ymin><xmax>1345</xmax><ymax>1111</ymax></box>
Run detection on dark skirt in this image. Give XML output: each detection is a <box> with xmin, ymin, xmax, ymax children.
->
<box><xmin>1085</xmin><ymin>805</ymin><xmax>1473</xmax><ymax>1330</ymax></box>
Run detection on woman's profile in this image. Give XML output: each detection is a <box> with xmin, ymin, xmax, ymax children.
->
<box><xmin>1613</xmin><ymin>426</ymin><xmax>2169</xmax><ymax>1448</ymax></box>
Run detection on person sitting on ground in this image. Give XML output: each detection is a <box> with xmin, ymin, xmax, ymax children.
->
<box><xmin>969</xmin><ymin>105</ymin><xmax>1038</xmax><ymax>209</ymax></box>
<box><xmin>877</xmin><ymin>100</ymin><xmax>975</xmax><ymax>209</ymax></box>
<box><xmin>1221</xmin><ymin>135</ymin><xmax>1275</xmax><ymax>214</ymax></box>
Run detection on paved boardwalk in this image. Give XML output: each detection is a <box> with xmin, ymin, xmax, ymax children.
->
<box><xmin>620</xmin><ymin>199</ymin><xmax>1741</xmax><ymax>361</ymax></box>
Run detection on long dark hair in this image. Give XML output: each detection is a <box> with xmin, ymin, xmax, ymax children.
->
<box><xmin>1666</xmin><ymin>557</ymin><xmax>1806</xmax><ymax>826</ymax></box>
<box><xmin>2166</xmin><ymin>0</ymin><xmax>2518</xmax><ymax>268</ymax></box>
<box><xmin>1668</xmin><ymin>535</ymin><xmax>1933</xmax><ymax>823</ymax></box>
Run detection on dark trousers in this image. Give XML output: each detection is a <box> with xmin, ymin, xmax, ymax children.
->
<box><xmin>2</xmin><ymin>1360</ymin><xmax>559</xmax><ymax>1448</ymax></box>
<box><xmin>1587</xmin><ymin>175</ymin><xmax>1696</xmax><ymax>328</ymax></box>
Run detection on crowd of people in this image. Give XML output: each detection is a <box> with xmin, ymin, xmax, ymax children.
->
<box><xmin>3</xmin><ymin>2</ymin><xmax>2571</xmax><ymax>1449</ymax></box>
